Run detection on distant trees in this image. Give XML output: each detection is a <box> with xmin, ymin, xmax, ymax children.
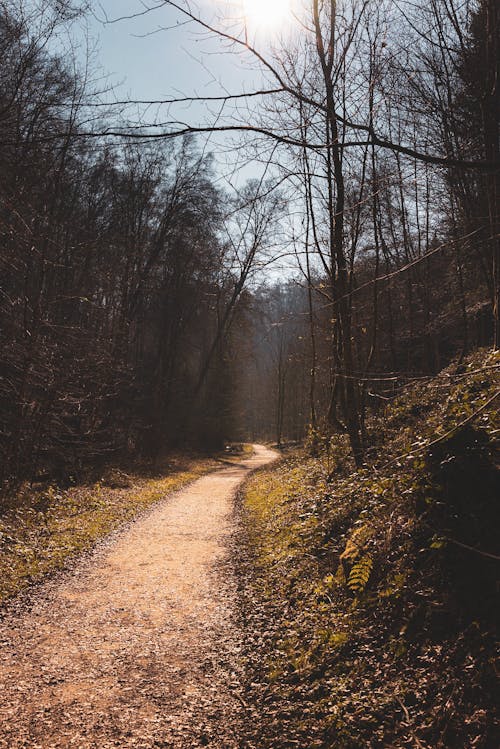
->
<box><xmin>238</xmin><ymin>283</ymin><xmax>317</xmax><ymax>446</ymax></box>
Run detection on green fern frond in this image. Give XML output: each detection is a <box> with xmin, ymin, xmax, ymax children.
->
<box><xmin>348</xmin><ymin>554</ymin><xmax>373</xmax><ymax>592</ymax></box>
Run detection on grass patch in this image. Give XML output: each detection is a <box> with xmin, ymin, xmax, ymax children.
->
<box><xmin>238</xmin><ymin>349</ymin><xmax>499</xmax><ymax>748</ymax></box>
<box><xmin>0</xmin><ymin>453</ymin><xmax>224</xmax><ymax>604</ymax></box>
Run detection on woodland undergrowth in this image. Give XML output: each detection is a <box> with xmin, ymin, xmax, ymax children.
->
<box><xmin>237</xmin><ymin>348</ymin><xmax>499</xmax><ymax>749</ymax></box>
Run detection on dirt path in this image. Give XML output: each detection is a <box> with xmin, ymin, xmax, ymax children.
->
<box><xmin>0</xmin><ymin>444</ymin><xmax>276</xmax><ymax>749</ymax></box>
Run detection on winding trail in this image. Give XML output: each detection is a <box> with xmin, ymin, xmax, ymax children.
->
<box><xmin>0</xmin><ymin>444</ymin><xmax>276</xmax><ymax>749</ymax></box>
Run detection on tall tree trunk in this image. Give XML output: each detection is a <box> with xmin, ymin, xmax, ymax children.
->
<box><xmin>313</xmin><ymin>0</ymin><xmax>363</xmax><ymax>465</ymax></box>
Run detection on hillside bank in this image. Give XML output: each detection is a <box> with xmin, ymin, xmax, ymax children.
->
<box><xmin>237</xmin><ymin>349</ymin><xmax>499</xmax><ymax>749</ymax></box>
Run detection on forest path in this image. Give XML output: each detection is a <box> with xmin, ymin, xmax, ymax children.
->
<box><xmin>0</xmin><ymin>444</ymin><xmax>277</xmax><ymax>749</ymax></box>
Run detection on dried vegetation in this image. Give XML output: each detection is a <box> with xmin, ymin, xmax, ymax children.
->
<box><xmin>237</xmin><ymin>349</ymin><xmax>499</xmax><ymax>748</ymax></box>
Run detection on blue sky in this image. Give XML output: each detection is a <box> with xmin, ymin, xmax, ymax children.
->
<box><xmin>86</xmin><ymin>3</ymin><xmax>258</xmax><ymax>113</ymax></box>
<box><xmin>80</xmin><ymin>1</ymin><xmax>272</xmax><ymax>183</ymax></box>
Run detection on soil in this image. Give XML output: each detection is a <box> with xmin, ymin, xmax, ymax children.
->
<box><xmin>0</xmin><ymin>444</ymin><xmax>276</xmax><ymax>749</ymax></box>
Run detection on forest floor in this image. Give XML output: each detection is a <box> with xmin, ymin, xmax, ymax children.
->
<box><xmin>0</xmin><ymin>444</ymin><xmax>277</xmax><ymax>749</ymax></box>
<box><xmin>236</xmin><ymin>349</ymin><xmax>499</xmax><ymax>748</ymax></box>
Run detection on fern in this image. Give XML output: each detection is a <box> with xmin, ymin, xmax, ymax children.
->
<box><xmin>348</xmin><ymin>554</ymin><xmax>373</xmax><ymax>592</ymax></box>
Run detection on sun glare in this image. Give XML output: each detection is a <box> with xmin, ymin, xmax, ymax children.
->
<box><xmin>242</xmin><ymin>0</ymin><xmax>292</xmax><ymax>31</ymax></box>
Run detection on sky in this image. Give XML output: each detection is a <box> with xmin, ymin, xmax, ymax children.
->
<box><xmin>86</xmin><ymin>2</ymin><xmax>256</xmax><ymax>106</ymax></box>
<box><xmin>74</xmin><ymin>0</ymin><xmax>288</xmax><ymax>185</ymax></box>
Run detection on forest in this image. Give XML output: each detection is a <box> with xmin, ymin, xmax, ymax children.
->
<box><xmin>0</xmin><ymin>0</ymin><xmax>498</xmax><ymax>747</ymax></box>
<box><xmin>0</xmin><ymin>0</ymin><xmax>497</xmax><ymax>486</ymax></box>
